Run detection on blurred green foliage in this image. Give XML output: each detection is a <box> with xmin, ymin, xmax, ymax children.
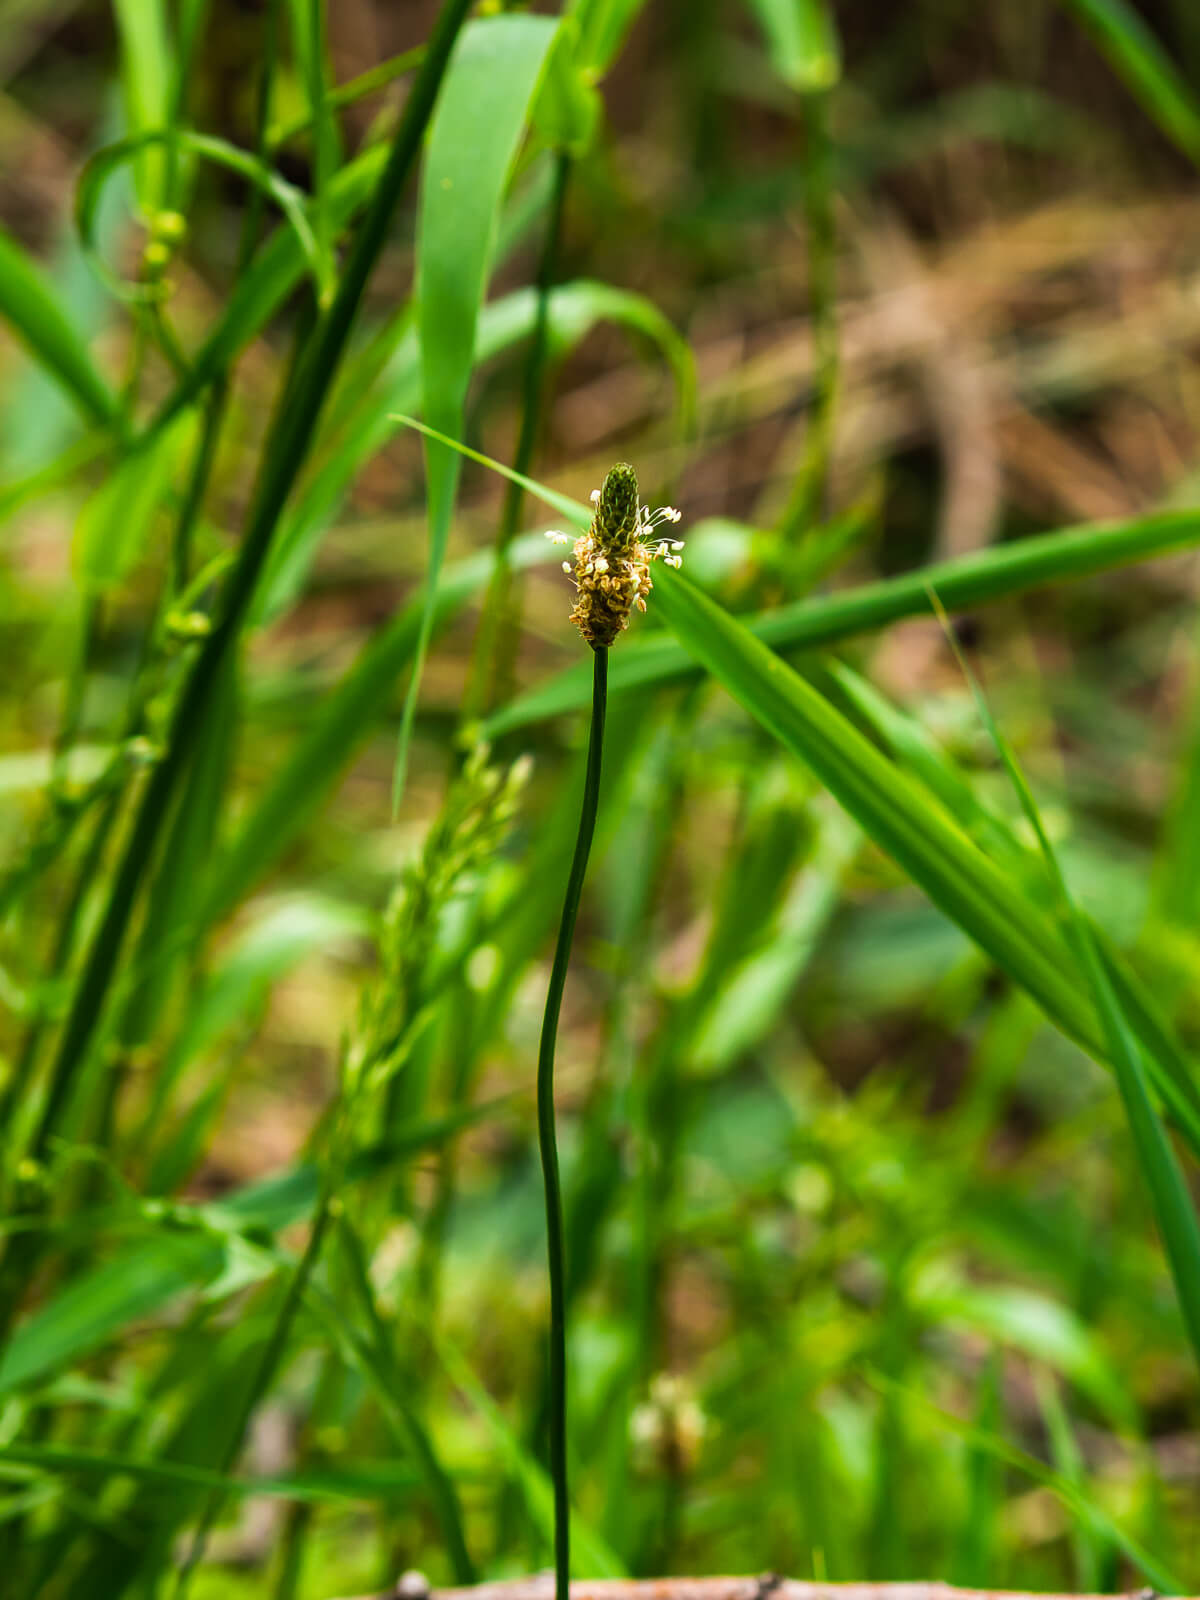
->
<box><xmin>4</xmin><ymin>0</ymin><xmax>1200</xmax><ymax>1595</ymax></box>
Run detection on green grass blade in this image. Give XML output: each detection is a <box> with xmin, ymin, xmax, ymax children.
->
<box><xmin>113</xmin><ymin>0</ymin><xmax>172</xmax><ymax>214</ymax></box>
<box><xmin>0</xmin><ymin>1442</ymin><xmax>422</xmax><ymax>1503</ymax></box>
<box><xmin>0</xmin><ymin>1103</ymin><xmax>503</xmax><ymax>1394</ymax></box>
<box><xmin>432</xmin><ymin>1325</ymin><xmax>627</xmax><ymax>1576</ymax></box>
<box><xmin>935</xmin><ymin>599</ymin><xmax>1200</xmax><ymax>1378</ymax></box>
<box><xmin>395</xmin><ymin>13</ymin><xmax>558</xmax><ymax>808</ymax></box>
<box><xmin>114</xmin><ymin>651</ymin><xmax>239</xmax><ymax>1062</ymax></box>
<box><xmin>1035</xmin><ymin>1368</ymin><xmax>1109</xmax><ymax>1589</ymax></box>
<box><xmin>0</xmin><ymin>226</ymin><xmax>118</xmax><ymax>428</ymax></box>
<box><xmin>327</xmin><ymin>1217</ymin><xmax>475</xmax><ymax>1582</ymax></box>
<box><xmin>950</xmin><ymin>1352</ymin><xmax>1003</xmax><ymax>1586</ymax></box>
<box><xmin>1059</xmin><ymin>0</ymin><xmax>1200</xmax><ymax>164</ymax></box>
<box><xmin>287</xmin><ymin>0</ymin><xmax>340</xmax><ymax>305</ymax></box>
<box><xmin>486</xmin><ymin>506</ymin><xmax>1200</xmax><ymax>736</ymax></box>
<box><xmin>392</xmin><ymin>413</ymin><xmax>591</xmax><ymax>526</ymax></box>
<box><xmin>818</xmin><ymin>655</ymin><xmax>1200</xmax><ymax>1147</ymax></box>
<box><xmin>0</xmin><ymin>1232</ymin><xmax>225</xmax><ymax>1396</ymax></box>
<box><xmin>539</xmin><ymin>278</ymin><xmax>697</xmax><ymax>439</ymax></box>
<box><xmin>648</xmin><ymin>571</ymin><xmax>1170</xmax><ymax>1114</ymax></box>
<box><xmin>571</xmin><ymin>0</ymin><xmax>652</xmax><ymax>75</ymax></box>
<box><xmin>269</xmin><ymin>44</ymin><xmax>425</xmax><ymax>145</ymax></box>
<box><xmin>745</xmin><ymin>0</ymin><xmax>842</xmax><ymax>92</ymax></box>
<box><xmin>867</xmin><ymin>1368</ymin><xmax>1181</xmax><ymax>1593</ymax></box>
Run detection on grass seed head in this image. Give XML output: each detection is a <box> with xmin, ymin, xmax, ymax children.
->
<box><xmin>595</xmin><ymin>460</ymin><xmax>641</xmax><ymax>554</ymax></box>
<box><xmin>546</xmin><ymin>462</ymin><xmax>683</xmax><ymax>651</ymax></box>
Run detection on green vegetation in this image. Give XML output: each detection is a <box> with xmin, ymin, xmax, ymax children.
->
<box><xmin>4</xmin><ymin>0</ymin><xmax>1200</xmax><ymax>1594</ymax></box>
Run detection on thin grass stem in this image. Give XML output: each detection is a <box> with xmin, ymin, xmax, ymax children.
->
<box><xmin>537</xmin><ymin>644</ymin><xmax>607</xmax><ymax>1600</ymax></box>
<box><xmin>171</xmin><ymin>1126</ymin><xmax>344</xmax><ymax>1599</ymax></box>
<box><xmin>269</xmin><ymin>45</ymin><xmax>425</xmax><ymax>148</ymax></box>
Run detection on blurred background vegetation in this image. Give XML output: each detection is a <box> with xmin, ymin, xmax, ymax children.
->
<box><xmin>6</xmin><ymin>0</ymin><xmax>1200</xmax><ymax>1595</ymax></box>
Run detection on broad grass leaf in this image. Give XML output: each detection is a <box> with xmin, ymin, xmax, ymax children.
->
<box><xmin>396</xmin><ymin>12</ymin><xmax>558</xmax><ymax>808</ymax></box>
<box><xmin>745</xmin><ymin>0</ymin><xmax>842</xmax><ymax>93</ymax></box>
<box><xmin>938</xmin><ymin>610</ymin><xmax>1200</xmax><ymax>1379</ymax></box>
<box><xmin>569</xmin><ymin>0</ymin><xmax>650</xmax><ymax>74</ymax></box>
<box><xmin>531</xmin><ymin>17</ymin><xmax>602</xmax><ymax>156</ymax></box>
<box><xmin>650</xmin><ymin>570</ymin><xmax>1200</xmax><ymax>1146</ymax></box>
<box><xmin>113</xmin><ymin>0</ymin><xmax>171</xmax><ymax>212</ymax></box>
<box><xmin>485</xmin><ymin>507</ymin><xmax>1200</xmax><ymax>735</ymax></box>
<box><xmin>0</xmin><ymin>226</ymin><xmax>117</xmax><ymax>428</ymax></box>
<box><xmin>916</xmin><ymin>1280</ymin><xmax>1133</xmax><ymax>1427</ymax></box>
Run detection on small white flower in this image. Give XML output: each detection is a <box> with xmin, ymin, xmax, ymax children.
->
<box><xmin>545</xmin><ymin>530</ymin><xmax>571</xmax><ymax>547</ymax></box>
<box><xmin>640</xmin><ymin>504</ymin><xmax>681</xmax><ymax>535</ymax></box>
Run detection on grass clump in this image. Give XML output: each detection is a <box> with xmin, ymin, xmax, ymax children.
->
<box><xmin>5</xmin><ymin>1</ymin><xmax>1200</xmax><ymax>1596</ymax></box>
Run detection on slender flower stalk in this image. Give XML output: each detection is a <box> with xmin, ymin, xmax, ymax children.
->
<box><xmin>537</xmin><ymin>644</ymin><xmax>604</xmax><ymax>1600</ymax></box>
<box><xmin>537</xmin><ymin>464</ymin><xmax>682</xmax><ymax>1600</ymax></box>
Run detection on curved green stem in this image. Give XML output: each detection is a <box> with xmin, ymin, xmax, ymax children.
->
<box><xmin>536</xmin><ymin>644</ymin><xmax>607</xmax><ymax>1600</ymax></box>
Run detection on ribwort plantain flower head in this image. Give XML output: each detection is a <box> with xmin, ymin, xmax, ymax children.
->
<box><xmin>546</xmin><ymin>462</ymin><xmax>683</xmax><ymax>650</ymax></box>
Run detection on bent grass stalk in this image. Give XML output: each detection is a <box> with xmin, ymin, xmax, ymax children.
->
<box><xmin>537</xmin><ymin>645</ymin><xmax>604</xmax><ymax>1600</ymax></box>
